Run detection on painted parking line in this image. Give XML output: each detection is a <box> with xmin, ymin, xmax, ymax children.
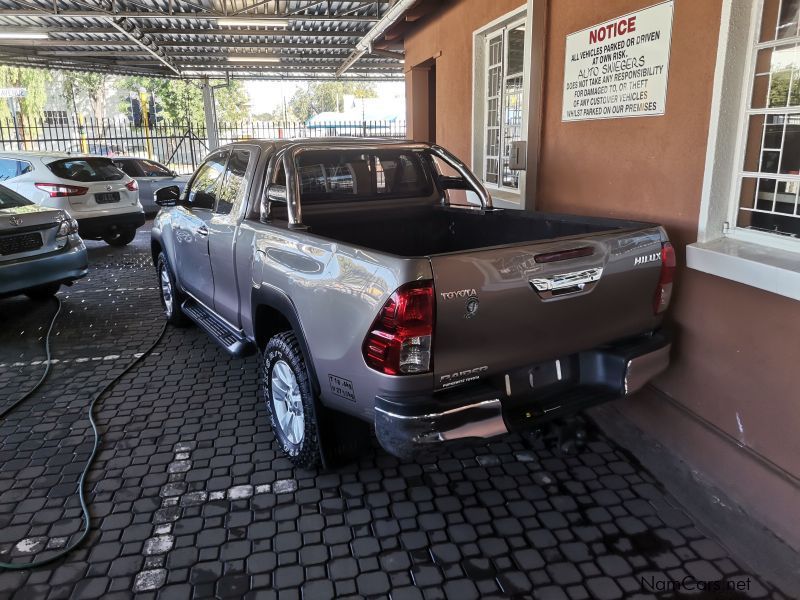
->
<box><xmin>132</xmin><ymin>440</ymin><xmax>297</xmax><ymax>593</ymax></box>
<box><xmin>0</xmin><ymin>352</ymin><xmax>161</xmax><ymax>369</ymax></box>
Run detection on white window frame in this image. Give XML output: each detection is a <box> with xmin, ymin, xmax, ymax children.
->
<box><xmin>472</xmin><ymin>5</ymin><xmax>531</xmax><ymax>208</ymax></box>
<box><xmin>688</xmin><ymin>0</ymin><xmax>800</xmax><ymax>300</ymax></box>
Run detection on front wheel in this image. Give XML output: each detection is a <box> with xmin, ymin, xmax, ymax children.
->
<box><xmin>103</xmin><ymin>226</ymin><xmax>136</xmax><ymax>247</ymax></box>
<box><xmin>260</xmin><ymin>331</ymin><xmax>322</xmax><ymax>469</ymax></box>
<box><xmin>157</xmin><ymin>252</ymin><xmax>189</xmax><ymax>326</ymax></box>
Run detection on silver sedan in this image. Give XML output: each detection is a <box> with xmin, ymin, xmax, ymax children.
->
<box><xmin>112</xmin><ymin>158</ymin><xmax>190</xmax><ymax>216</ymax></box>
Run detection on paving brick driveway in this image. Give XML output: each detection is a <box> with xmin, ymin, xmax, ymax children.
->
<box><xmin>0</xmin><ymin>224</ymin><xmax>785</xmax><ymax>599</ymax></box>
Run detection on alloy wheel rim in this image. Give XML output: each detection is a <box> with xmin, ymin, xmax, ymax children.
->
<box><xmin>159</xmin><ymin>263</ymin><xmax>173</xmax><ymax>317</ymax></box>
<box><xmin>271</xmin><ymin>359</ymin><xmax>305</xmax><ymax>445</ymax></box>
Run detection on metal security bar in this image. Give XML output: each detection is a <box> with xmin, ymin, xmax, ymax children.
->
<box><xmin>0</xmin><ymin>116</ymin><xmax>407</xmax><ymax>175</ymax></box>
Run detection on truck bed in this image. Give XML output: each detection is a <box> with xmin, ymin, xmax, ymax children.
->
<box><xmin>302</xmin><ymin>202</ymin><xmax>649</xmax><ymax>257</ymax></box>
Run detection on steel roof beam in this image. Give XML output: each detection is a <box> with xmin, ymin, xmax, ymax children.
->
<box><xmin>108</xmin><ymin>18</ymin><xmax>181</xmax><ymax>76</ymax></box>
<box><xmin>0</xmin><ymin>27</ymin><xmax>369</xmax><ymax>38</ymax></box>
<box><xmin>0</xmin><ymin>9</ymin><xmax>378</xmax><ymax>21</ymax></box>
<box><xmin>112</xmin><ymin>60</ymin><xmax>401</xmax><ymax>70</ymax></box>
<box><xmin>337</xmin><ymin>0</ymin><xmax>415</xmax><ymax>76</ymax></box>
<box><xmin>37</xmin><ymin>51</ymin><xmax>394</xmax><ymax>61</ymax></box>
<box><xmin>0</xmin><ymin>37</ymin><xmax>361</xmax><ymax>48</ymax></box>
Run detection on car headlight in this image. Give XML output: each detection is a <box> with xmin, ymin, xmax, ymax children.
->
<box><xmin>57</xmin><ymin>217</ymin><xmax>80</xmax><ymax>237</ymax></box>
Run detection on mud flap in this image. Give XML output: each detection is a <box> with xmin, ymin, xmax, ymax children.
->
<box><xmin>315</xmin><ymin>402</ymin><xmax>373</xmax><ymax>469</ymax></box>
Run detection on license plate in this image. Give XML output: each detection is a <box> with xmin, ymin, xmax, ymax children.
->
<box><xmin>95</xmin><ymin>192</ymin><xmax>120</xmax><ymax>204</ymax></box>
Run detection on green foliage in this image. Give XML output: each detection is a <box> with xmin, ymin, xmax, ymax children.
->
<box><xmin>62</xmin><ymin>71</ymin><xmax>113</xmax><ymax>121</ymax></box>
<box><xmin>116</xmin><ymin>76</ymin><xmax>250</xmax><ymax>123</ymax></box>
<box><xmin>0</xmin><ymin>66</ymin><xmax>50</xmax><ymax>123</ymax></box>
<box><xmin>767</xmin><ymin>70</ymin><xmax>800</xmax><ymax>107</ymax></box>
<box><xmin>288</xmin><ymin>81</ymin><xmax>377</xmax><ymax>121</ymax></box>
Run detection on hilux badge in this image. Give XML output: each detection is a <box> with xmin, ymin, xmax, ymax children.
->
<box><xmin>9</xmin><ymin>216</ymin><xmax>22</xmax><ymax>226</ymax></box>
<box><xmin>634</xmin><ymin>253</ymin><xmax>660</xmax><ymax>266</ymax></box>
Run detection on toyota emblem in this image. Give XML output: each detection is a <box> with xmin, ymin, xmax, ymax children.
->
<box><xmin>106</xmin><ymin>185</ymin><xmax>113</xmax><ymax>191</ymax></box>
<box><xmin>9</xmin><ymin>216</ymin><xmax>22</xmax><ymax>226</ymax></box>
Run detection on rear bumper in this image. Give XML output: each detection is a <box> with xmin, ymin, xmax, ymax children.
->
<box><xmin>0</xmin><ymin>237</ymin><xmax>88</xmax><ymax>296</ymax></box>
<box><xmin>77</xmin><ymin>210</ymin><xmax>145</xmax><ymax>239</ymax></box>
<box><xmin>374</xmin><ymin>330</ymin><xmax>671</xmax><ymax>458</ymax></box>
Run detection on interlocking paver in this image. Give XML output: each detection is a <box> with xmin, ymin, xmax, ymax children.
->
<box><xmin>0</xmin><ymin>224</ymin><xmax>789</xmax><ymax>599</ymax></box>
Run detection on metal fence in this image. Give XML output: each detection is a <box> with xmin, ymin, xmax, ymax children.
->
<box><xmin>0</xmin><ymin>116</ymin><xmax>407</xmax><ymax>175</ymax></box>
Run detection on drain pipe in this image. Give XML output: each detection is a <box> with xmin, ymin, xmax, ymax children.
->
<box><xmin>335</xmin><ymin>0</ymin><xmax>417</xmax><ymax>77</ymax></box>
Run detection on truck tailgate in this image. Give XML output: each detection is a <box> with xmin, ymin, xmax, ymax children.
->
<box><xmin>430</xmin><ymin>226</ymin><xmax>666</xmax><ymax>390</ymax></box>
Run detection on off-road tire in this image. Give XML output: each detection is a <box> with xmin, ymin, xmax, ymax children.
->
<box><xmin>157</xmin><ymin>252</ymin><xmax>189</xmax><ymax>326</ymax></box>
<box><xmin>103</xmin><ymin>226</ymin><xmax>137</xmax><ymax>247</ymax></box>
<box><xmin>24</xmin><ymin>282</ymin><xmax>61</xmax><ymax>300</ymax></box>
<box><xmin>260</xmin><ymin>331</ymin><xmax>322</xmax><ymax>469</ymax></box>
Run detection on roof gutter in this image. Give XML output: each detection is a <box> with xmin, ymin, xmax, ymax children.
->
<box><xmin>335</xmin><ymin>0</ymin><xmax>416</xmax><ymax>77</ymax></box>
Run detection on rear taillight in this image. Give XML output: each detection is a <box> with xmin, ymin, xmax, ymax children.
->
<box><xmin>363</xmin><ymin>280</ymin><xmax>435</xmax><ymax>375</ymax></box>
<box><xmin>126</xmin><ymin>179</ymin><xmax>139</xmax><ymax>192</ymax></box>
<box><xmin>653</xmin><ymin>242</ymin><xmax>676</xmax><ymax>314</ymax></box>
<box><xmin>35</xmin><ymin>183</ymin><xmax>88</xmax><ymax>198</ymax></box>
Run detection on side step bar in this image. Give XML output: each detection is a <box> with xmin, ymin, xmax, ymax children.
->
<box><xmin>181</xmin><ymin>298</ymin><xmax>256</xmax><ymax>358</ymax></box>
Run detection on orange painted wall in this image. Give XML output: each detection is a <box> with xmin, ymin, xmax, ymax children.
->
<box><xmin>403</xmin><ymin>0</ymin><xmax>527</xmax><ymax>162</ymax></box>
<box><xmin>404</xmin><ymin>0</ymin><xmax>800</xmax><ymax>548</ymax></box>
<box><xmin>537</xmin><ymin>0</ymin><xmax>800</xmax><ymax>547</ymax></box>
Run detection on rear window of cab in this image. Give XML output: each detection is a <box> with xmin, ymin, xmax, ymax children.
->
<box><xmin>47</xmin><ymin>157</ymin><xmax>125</xmax><ymax>182</ymax></box>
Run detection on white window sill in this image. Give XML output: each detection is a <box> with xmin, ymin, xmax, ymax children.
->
<box><xmin>686</xmin><ymin>237</ymin><xmax>800</xmax><ymax>301</ymax></box>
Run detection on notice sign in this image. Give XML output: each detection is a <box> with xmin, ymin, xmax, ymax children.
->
<box><xmin>562</xmin><ymin>1</ymin><xmax>674</xmax><ymax>121</ymax></box>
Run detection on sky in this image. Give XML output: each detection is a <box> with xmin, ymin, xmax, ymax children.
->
<box><xmin>243</xmin><ymin>80</ymin><xmax>405</xmax><ymax>116</ymax></box>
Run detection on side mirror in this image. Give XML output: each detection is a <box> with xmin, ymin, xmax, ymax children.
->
<box><xmin>261</xmin><ymin>184</ymin><xmax>287</xmax><ymax>223</ymax></box>
<box><xmin>154</xmin><ymin>185</ymin><xmax>181</xmax><ymax>207</ymax></box>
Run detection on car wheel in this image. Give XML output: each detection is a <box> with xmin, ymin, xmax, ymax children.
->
<box><xmin>157</xmin><ymin>252</ymin><xmax>189</xmax><ymax>326</ymax></box>
<box><xmin>25</xmin><ymin>282</ymin><xmax>61</xmax><ymax>300</ymax></box>
<box><xmin>103</xmin><ymin>226</ymin><xmax>137</xmax><ymax>247</ymax></box>
<box><xmin>261</xmin><ymin>331</ymin><xmax>322</xmax><ymax>469</ymax></box>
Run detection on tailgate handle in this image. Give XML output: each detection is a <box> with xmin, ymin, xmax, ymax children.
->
<box><xmin>529</xmin><ymin>267</ymin><xmax>603</xmax><ymax>299</ymax></box>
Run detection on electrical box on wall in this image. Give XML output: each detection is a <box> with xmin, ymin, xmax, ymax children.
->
<box><xmin>510</xmin><ymin>141</ymin><xmax>527</xmax><ymax>170</ymax></box>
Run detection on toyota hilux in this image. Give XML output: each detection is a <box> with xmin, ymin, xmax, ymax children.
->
<box><xmin>151</xmin><ymin>139</ymin><xmax>674</xmax><ymax>467</ymax></box>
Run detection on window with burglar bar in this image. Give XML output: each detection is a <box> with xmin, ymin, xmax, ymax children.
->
<box><xmin>474</xmin><ymin>11</ymin><xmax>527</xmax><ymax>200</ymax></box>
<box><xmin>737</xmin><ymin>0</ymin><xmax>800</xmax><ymax>240</ymax></box>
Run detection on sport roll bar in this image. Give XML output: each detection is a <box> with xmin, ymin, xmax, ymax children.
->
<box><xmin>263</xmin><ymin>141</ymin><xmax>493</xmax><ymax>229</ymax></box>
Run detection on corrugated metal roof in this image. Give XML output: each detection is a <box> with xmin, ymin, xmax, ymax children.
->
<box><xmin>0</xmin><ymin>0</ymin><xmax>405</xmax><ymax>80</ymax></box>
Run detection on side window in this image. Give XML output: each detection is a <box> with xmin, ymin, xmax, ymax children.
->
<box><xmin>0</xmin><ymin>158</ymin><xmax>31</xmax><ymax>181</ymax></box>
<box><xmin>139</xmin><ymin>160</ymin><xmax>172</xmax><ymax>177</ymax></box>
<box><xmin>216</xmin><ymin>149</ymin><xmax>251</xmax><ymax>215</ymax></box>
<box><xmin>187</xmin><ymin>151</ymin><xmax>228</xmax><ymax>210</ymax></box>
<box><xmin>114</xmin><ymin>160</ymin><xmax>141</xmax><ymax>177</ymax></box>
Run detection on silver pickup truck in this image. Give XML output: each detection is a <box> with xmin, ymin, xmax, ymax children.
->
<box><xmin>151</xmin><ymin>139</ymin><xmax>674</xmax><ymax>467</ymax></box>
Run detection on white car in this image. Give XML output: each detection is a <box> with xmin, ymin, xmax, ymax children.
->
<box><xmin>0</xmin><ymin>151</ymin><xmax>146</xmax><ymax>246</ymax></box>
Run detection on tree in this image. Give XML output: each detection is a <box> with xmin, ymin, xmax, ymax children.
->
<box><xmin>0</xmin><ymin>67</ymin><xmax>50</xmax><ymax>147</ymax></box>
<box><xmin>767</xmin><ymin>70</ymin><xmax>800</xmax><ymax>108</ymax></box>
<box><xmin>116</xmin><ymin>76</ymin><xmax>250</xmax><ymax>123</ymax></box>
<box><xmin>289</xmin><ymin>81</ymin><xmax>377</xmax><ymax>121</ymax></box>
<box><xmin>62</xmin><ymin>71</ymin><xmax>113</xmax><ymax>122</ymax></box>
<box><xmin>0</xmin><ymin>66</ymin><xmax>50</xmax><ymax>123</ymax></box>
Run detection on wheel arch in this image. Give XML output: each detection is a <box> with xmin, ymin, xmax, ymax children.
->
<box><xmin>151</xmin><ymin>239</ymin><xmax>162</xmax><ymax>266</ymax></box>
<box><xmin>252</xmin><ymin>286</ymin><xmax>321</xmax><ymax>396</ymax></box>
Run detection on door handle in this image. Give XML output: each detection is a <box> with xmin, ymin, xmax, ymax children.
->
<box><xmin>196</xmin><ymin>226</ymin><xmax>209</xmax><ymax>237</ymax></box>
<box><xmin>529</xmin><ymin>267</ymin><xmax>603</xmax><ymax>299</ymax></box>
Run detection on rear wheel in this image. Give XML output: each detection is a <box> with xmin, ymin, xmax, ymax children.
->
<box><xmin>260</xmin><ymin>331</ymin><xmax>322</xmax><ymax>469</ymax></box>
<box><xmin>103</xmin><ymin>226</ymin><xmax>136</xmax><ymax>247</ymax></box>
<box><xmin>25</xmin><ymin>282</ymin><xmax>60</xmax><ymax>300</ymax></box>
<box><xmin>157</xmin><ymin>252</ymin><xmax>189</xmax><ymax>326</ymax></box>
